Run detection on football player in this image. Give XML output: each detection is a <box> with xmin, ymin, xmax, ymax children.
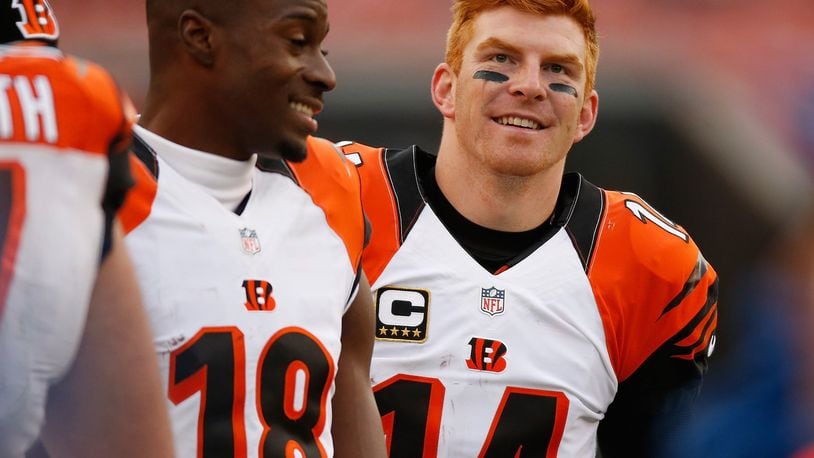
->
<box><xmin>118</xmin><ymin>0</ymin><xmax>387</xmax><ymax>456</ymax></box>
<box><xmin>0</xmin><ymin>1</ymin><xmax>173</xmax><ymax>456</ymax></box>
<box><xmin>334</xmin><ymin>0</ymin><xmax>719</xmax><ymax>456</ymax></box>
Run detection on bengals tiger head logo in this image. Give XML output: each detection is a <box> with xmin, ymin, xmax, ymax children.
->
<box><xmin>1</xmin><ymin>0</ymin><xmax>60</xmax><ymax>45</ymax></box>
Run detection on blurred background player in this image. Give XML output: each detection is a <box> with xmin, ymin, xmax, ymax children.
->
<box><xmin>0</xmin><ymin>0</ymin><xmax>172</xmax><ymax>456</ymax></box>
<box><xmin>117</xmin><ymin>0</ymin><xmax>387</xmax><ymax>456</ymax></box>
<box><xmin>336</xmin><ymin>0</ymin><xmax>717</xmax><ymax>456</ymax></box>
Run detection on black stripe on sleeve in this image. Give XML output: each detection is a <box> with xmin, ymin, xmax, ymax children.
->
<box><xmin>660</xmin><ymin>254</ymin><xmax>709</xmax><ymax>318</ymax></box>
<box><xmin>663</xmin><ymin>276</ymin><xmax>719</xmax><ymax>357</ymax></box>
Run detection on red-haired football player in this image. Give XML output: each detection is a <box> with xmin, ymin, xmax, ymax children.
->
<box><xmin>332</xmin><ymin>0</ymin><xmax>718</xmax><ymax>456</ymax></box>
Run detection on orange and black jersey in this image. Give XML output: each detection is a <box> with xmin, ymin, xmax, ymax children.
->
<box><xmin>340</xmin><ymin>142</ymin><xmax>719</xmax><ymax>457</ymax></box>
<box><xmin>0</xmin><ymin>37</ymin><xmax>134</xmax><ymax>455</ymax></box>
<box><xmin>0</xmin><ymin>43</ymin><xmax>134</xmax><ymax>258</ymax></box>
<box><xmin>117</xmin><ymin>132</ymin><xmax>367</xmax><ymax>457</ymax></box>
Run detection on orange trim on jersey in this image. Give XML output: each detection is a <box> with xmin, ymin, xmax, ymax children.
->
<box><xmin>286</xmin><ymin>137</ymin><xmax>366</xmax><ymax>271</ymax></box>
<box><xmin>588</xmin><ymin>191</ymin><xmax>718</xmax><ymax>382</ymax></box>
<box><xmin>338</xmin><ymin>142</ymin><xmax>401</xmax><ymax>285</ymax></box>
<box><xmin>0</xmin><ymin>162</ymin><xmax>26</xmax><ymax>320</ymax></box>
<box><xmin>118</xmin><ymin>153</ymin><xmax>157</xmax><ymax>234</ymax></box>
<box><xmin>380</xmin><ymin>411</ymin><xmax>396</xmax><ymax>456</ymax></box>
<box><xmin>168</xmin><ymin>326</ymin><xmax>248</xmax><ymax>458</ymax></box>
<box><xmin>373</xmin><ymin>374</ymin><xmax>445</xmax><ymax>458</ymax></box>
<box><xmin>0</xmin><ymin>49</ymin><xmax>127</xmax><ymax>156</ymax></box>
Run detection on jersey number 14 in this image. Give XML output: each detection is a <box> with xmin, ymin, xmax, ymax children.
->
<box><xmin>375</xmin><ymin>375</ymin><xmax>569</xmax><ymax>457</ymax></box>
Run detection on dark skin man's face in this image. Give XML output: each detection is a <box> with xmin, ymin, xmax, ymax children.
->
<box><xmin>216</xmin><ymin>0</ymin><xmax>335</xmax><ymax>162</ymax></box>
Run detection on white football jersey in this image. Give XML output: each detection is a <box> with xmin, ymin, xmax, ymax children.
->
<box><xmin>121</xmin><ymin>134</ymin><xmax>366</xmax><ymax>458</ymax></box>
<box><xmin>338</xmin><ymin>143</ymin><xmax>719</xmax><ymax>457</ymax></box>
<box><xmin>0</xmin><ymin>44</ymin><xmax>133</xmax><ymax>456</ymax></box>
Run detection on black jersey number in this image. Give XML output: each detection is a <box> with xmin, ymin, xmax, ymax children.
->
<box><xmin>374</xmin><ymin>375</ymin><xmax>568</xmax><ymax>457</ymax></box>
<box><xmin>169</xmin><ymin>326</ymin><xmax>334</xmax><ymax>458</ymax></box>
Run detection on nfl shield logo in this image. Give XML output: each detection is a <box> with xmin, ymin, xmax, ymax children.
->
<box><xmin>239</xmin><ymin>228</ymin><xmax>261</xmax><ymax>255</ymax></box>
<box><xmin>480</xmin><ymin>287</ymin><xmax>505</xmax><ymax>316</ymax></box>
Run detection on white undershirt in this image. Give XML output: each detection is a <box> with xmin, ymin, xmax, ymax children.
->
<box><xmin>134</xmin><ymin>125</ymin><xmax>256</xmax><ymax>211</ymax></box>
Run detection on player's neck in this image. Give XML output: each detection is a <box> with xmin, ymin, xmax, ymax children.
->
<box><xmin>135</xmin><ymin>125</ymin><xmax>256</xmax><ymax>211</ymax></box>
<box><xmin>435</xmin><ymin>136</ymin><xmax>564</xmax><ymax>233</ymax></box>
<box><xmin>140</xmin><ymin>88</ymin><xmax>253</xmax><ymax>162</ymax></box>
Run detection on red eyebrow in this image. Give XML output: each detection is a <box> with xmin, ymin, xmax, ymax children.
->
<box><xmin>474</xmin><ymin>37</ymin><xmax>523</xmax><ymax>56</ymax></box>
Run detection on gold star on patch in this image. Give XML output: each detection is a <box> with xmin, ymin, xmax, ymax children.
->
<box><xmin>378</xmin><ymin>326</ymin><xmax>389</xmax><ymax>336</ymax></box>
<box><xmin>412</xmin><ymin>329</ymin><xmax>422</xmax><ymax>338</ymax></box>
<box><xmin>390</xmin><ymin>326</ymin><xmax>399</xmax><ymax>336</ymax></box>
<box><xmin>401</xmin><ymin>328</ymin><xmax>410</xmax><ymax>336</ymax></box>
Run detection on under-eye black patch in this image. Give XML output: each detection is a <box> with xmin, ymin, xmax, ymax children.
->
<box><xmin>549</xmin><ymin>83</ymin><xmax>578</xmax><ymax>98</ymax></box>
<box><xmin>473</xmin><ymin>70</ymin><xmax>509</xmax><ymax>83</ymax></box>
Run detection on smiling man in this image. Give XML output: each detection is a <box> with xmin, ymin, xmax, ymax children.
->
<box><xmin>333</xmin><ymin>0</ymin><xmax>719</xmax><ymax>456</ymax></box>
<box><xmin>119</xmin><ymin>0</ymin><xmax>386</xmax><ymax>456</ymax></box>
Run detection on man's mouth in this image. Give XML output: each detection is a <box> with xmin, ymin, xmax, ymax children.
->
<box><xmin>290</xmin><ymin>102</ymin><xmax>315</xmax><ymax>118</ymax></box>
<box><xmin>494</xmin><ymin>116</ymin><xmax>542</xmax><ymax>130</ymax></box>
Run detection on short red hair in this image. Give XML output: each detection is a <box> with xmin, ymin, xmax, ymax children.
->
<box><xmin>445</xmin><ymin>0</ymin><xmax>599</xmax><ymax>93</ymax></box>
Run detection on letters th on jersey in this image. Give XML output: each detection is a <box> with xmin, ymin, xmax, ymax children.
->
<box><xmin>0</xmin><ymin>74</ymin><xmax>58</xmax><ymax>143</ymax></box>
<box><xmin>375</xmin><ymin>286</ymin><xmax>429</xmax><ymax>343</ymax></box>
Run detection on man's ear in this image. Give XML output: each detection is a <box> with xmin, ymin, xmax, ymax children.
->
<box><xmin>431</xmin><ymin>63</ymin><xmax>456</xmax><ymax>119</ymax></box>
<box><xmin>573</xmin><ymin>89</ymin><xmax>599</xmax><ymax>143</ymax></box>
<box><xmin>178</xmin><ymin>9</ymin><xmax>216</xmax><ymax>67</ymax></box>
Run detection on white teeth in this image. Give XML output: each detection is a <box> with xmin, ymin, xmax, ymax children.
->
<box><xmin>290</xmin><ymin>102</ymin><xmax>314</xmax><ymax>117</ymax></box>
<box><xmin>497</xmin><ymin>116</ymin><xmax>540</xmax><ymax>130</ymax></box>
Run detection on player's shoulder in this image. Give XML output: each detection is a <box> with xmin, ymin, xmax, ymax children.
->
<box><xmin>585</xmin><ymin>183</ymin><xmax>717</xmax><ymax>323</ymax></box>
<box><xmin>586</xmin><ymin>186</ymin><xmax>718</xmax><ymax>381</ymax></box>
<box><xmin>331</xmin><ymin>140</ymin><xmax>425</xmax><ymax>192</ymax></box>
<box><xmin>269</xmin><ymin>136</ymin><xmax>363</xmax><ymax>200</ymax></box>
<box><xmin>593</xmin><ymin>189</ymin><xmax>701</xmax><ymax>277</ymax></box>
<box><xmin>59</xmin><ymin>54</ymin><xmax>126</xmax><ymax>123</ymax></box>
<box><xmin>284</xmin><ymin>137</ymin><xmax>367</xmax><ymax>267</ymax></box>
<box><xmin>1</xmin><ymin>45</ymin><xmax>121</xmax><ymax>108</ymax></box>
<box><xmin>332</xmin><ymin>140</ymin><xmax>385</xmax><ymax>167</ymax></box>
<box><xmin>302</xmin><ymin>136</ymin><xmax>359</xmax><ymax>181</ymax></box>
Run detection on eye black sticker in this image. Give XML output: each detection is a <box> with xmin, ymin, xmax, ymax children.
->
<box><xmin>473</xmin><ymin>70</ymin><xmax>509</xmax><ymax>83</ymax></box>
<box><xmin>549</xmin><ymin>83</ymin><xmax>578</xmax><ymax>98</ymax></box>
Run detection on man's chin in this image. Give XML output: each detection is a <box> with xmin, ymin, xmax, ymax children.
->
<box><xmin>277</xmin><ymin>139</ymin><xmax>308</xmax><ymax>163</ymax></box>
<box><xmin>255</xmin><ymin>139</ymin><xmax>307</xmax><ymax>163</ymax></box>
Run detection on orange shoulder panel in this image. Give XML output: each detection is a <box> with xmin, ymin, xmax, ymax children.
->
<box><xmin>286</xmin><ymin>136</ymin><xmax>366</xmax><ymax>271</ymax></box>
<box><xmin>0</xmin><ymin>50</ymin><xmax>127</xmax><ymax>155</ymax></box>
<box><xmin>118</xmin><ymin>153</ymin><xmax>157</xmax><ymax>234</ymax></box>
<box><xmin>61</xmin><ymin>56</ymin><xmax>130</xmax><ymax>155</ymax></box>
<box><xmin>337</xmin><ymin>141</ymin><xmax>401</xmax><ymax>285</ymax></box>
<box><xmin>588</xmin><ymin>191</ymin><xmax>718</xmax><ymax>382</ymax></box>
